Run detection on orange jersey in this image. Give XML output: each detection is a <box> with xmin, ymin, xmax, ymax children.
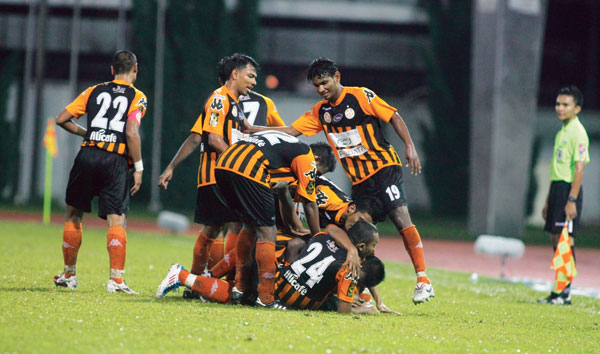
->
<box><xmin>315</xmin><ymin>175</ymin><xmax>351</xmax><ymax>228</ymax></box>
<box><xmin>66</xmin><ymin>80</ymin><xmax>147</xmax><ymax>155</ymax></box>
<box><xmin>238</xmin><ymin>91</ymin><xmax>285</xmax><ymax>127</ymax></box>
<box><xmin>191</xmin><ymin>86</ymin><xmax>245</xmax><ymax>187</ymax></box>
<box><xmin>274</xmin><ymin>233</ymin><xmax>357</xmax><ymax>310</ymax></box>
<box><xmin>292</xmin><ymin>86</ymin><xmax>401</xmax><ymax>185</ymax></box>
<box><xmin>215</xmin><ymin>131</ymin><xmax>317</xmax><ymax>202</ymax></box>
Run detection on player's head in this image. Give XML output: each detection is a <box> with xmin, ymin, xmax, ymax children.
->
<box><xmin>310</xmin><ymin>142</ymin><xmax>336</xmax><ymax>175</ymax></box>
<box><xmin>111</xmin><ymin>50</ymin><xmax>138</xmax><ymax>80</ymax></box>
<box><xmin>343</xmin><ymin>197</ymin><xmax>377</xmax><ymax>230</ymax></box>
<box><xmin>218</xmin><ymin>53</ymin><xmax>259</xmax><ymax>95</ymax></box>
<box><xmin>347</xmin><ymin>220</ymin><xmax>379</xmax><ymax>258</ymax></box>
<box><xmin>358</xmin><ymin>255</ymin><xmax>385</xmax><ymax>289</ymax></box>
<box><xmin>556</xmin><ymin>85</ymin><xmax>583</xmax><ymax>122</ymax></box>
<box><xmin>306</xmin><ymin>57</ymin><xmax>342</xmax><ymax>102</ymax></box>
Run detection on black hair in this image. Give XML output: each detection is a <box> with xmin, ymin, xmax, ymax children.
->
<box><xmin>347</xmin><ymin>219</ymin><xmax>378</xmax><ymax>246</ymax></box>
<box><xmin>310</xmin><ymin>142</ymin><xmax>336</xmax><ymax>173</ymax></box>
<box><xmin>558</xmin><ymin>85</ymin><xmax>584</xmax><ymax>108</ymax></box>
<box><xmin>306</xmin><ymin>57</ymin><xmax>338</xmax><ymax>82</ymax></box>
<box><xmin>359</xmin><ymin>255</ymin><xmax>385</xmax><ymax>288</ymax></box>
<box><xmin>112</xmin><ymin>50</ymin><xmax>137</xmax><ymax>75</ymax></box>
<box><xmin>352</xmin><ymin>197</ymin><xmax>381</xmax><ymax>223</ymax></box>
<box><xmin>217</xmin><ymin>53</ymin><xmax>259</xmax><ymax>84</ymax></box>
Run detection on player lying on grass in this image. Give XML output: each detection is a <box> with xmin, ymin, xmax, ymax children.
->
<box><xmin>156</xmin><ymin>220</ymin><xmax>384</xmax><ymax>313</ymax></box>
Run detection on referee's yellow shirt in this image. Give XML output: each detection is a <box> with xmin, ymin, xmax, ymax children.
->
<box><xmin>550</xmin><ymin>116</ymin><xmax>590</xmax><ymax>183</ymax></box>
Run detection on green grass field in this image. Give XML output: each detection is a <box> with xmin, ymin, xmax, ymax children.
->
<box><xmin>1</xmin><ymin>220</ymin><xmax>599</xmax><ymax>353</ymax></box>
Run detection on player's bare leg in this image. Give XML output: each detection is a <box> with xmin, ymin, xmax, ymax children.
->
<box><xmin>389</xmin><ymin>206</ymin><xmax>434</xmax><ymax>304</ymax></box>
<box><xmin>53</xmin><ymin>205</ymin><xmax>84</xmax><ymax>289</ymax></box>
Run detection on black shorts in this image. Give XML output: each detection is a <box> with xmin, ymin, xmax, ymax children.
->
<box><xmin>215</xmin><ymin>169</ymin><xmax>276</xmax><ymax>227</ymax></box>
<box><xmin>544</xmin><ymin>181</ymin><xmax>583</xmax><ymax>236</ymax></box>
<box><xmin>194</xmin><ymin>184</ymin><xmax>234</xmax><ymax>226</ymax></box>
<box><xmin>351</xmin><ymin>165</ymin><xmax>407</xmax><ymax>223</ymax></box>
<box><xmin>65</xmin><ymin>147</ymin><xmax>129</xmax><ymax>219</ymax></box>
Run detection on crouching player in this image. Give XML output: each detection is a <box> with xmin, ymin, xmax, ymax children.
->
<box><xmin>156</xmin><ymin>220</ymin><xmax>383</xmax><ymax>313</ymax></box>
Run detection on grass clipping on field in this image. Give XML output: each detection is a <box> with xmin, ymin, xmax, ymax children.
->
<box><xmin>0</xmin><ymin>221</ymin><xmax>599</xmax><ymax>353</ymax></box>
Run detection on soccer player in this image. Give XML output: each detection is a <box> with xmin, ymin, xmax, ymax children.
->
<box><xmin>156</xmin><ymin>220</ymin><xmax>384</xmax><ymax>314</ymax></box>
<box><xmin>157</xmin><ymin>53</ymin><xmax>257</xmax><ymax>279</ymax></box>
<box><xmin>52</xmin><ymin>50</ymin><xmax>147</xmax><ymax>293</ymax></box>
<box><xmin>538</xmin><ymin>85</ymin><xmax>590</xmax><ymax>305</ymax></box>
<box><xmin>248</xmin><ymin>57</ymin><xmax>434</xmax><ymax>304</ymax></box>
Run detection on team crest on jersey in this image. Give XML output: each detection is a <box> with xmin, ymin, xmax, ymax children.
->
<box><xmin>556</xmin><ymin>148</ymin><xmax>563</xmax><ymax>161</ymax></box>
<box><xmin>345</xmin><ymin>108</ymin><xmax>355</xmax><ymax>119</ymax></box>
<box><xmin>210</xmin><ymin>94</ymin><xmax>225</xmax><ymax>113</ymax></box>
<box><xmin>363</xmin><ymin>88</ymin><xmax>375</xmax><ymax>103</ymax></box>
<box><xmin>137</xmin><ymin>96</ymin><xmax>147</xmax><ymax>113</ymax></box>
<box><xmin>332</xmin><ymin>113</ymin><xmax>343</xmax><ymax>123</ymax></box>
<box><xmin>232</xmin><ymin>105</ymin><xmax>238</xmax><ymax>118</ymax></box>
<box><xmin>113</xmin><ymin>86</ymin><xmax>126</xmax><ymax>94</ymax></box>
<box><xmin>209</xmin><ymin>112</ymin><xmax>219</xmax><ymax>127</ymax></box>
<box><xmin>579</xmin><ymin>144</ymin><xmax>586</xmax><ymax>161</ymax></box>
<box><xmin>346</xmin><ymin>282</ymin><xmax>356</xmax><ymax>297</ymax></box>
<box><xmin>323</xmin><ymin>112</ymin><xmax>332</xmax><ymax>123</ymax></box>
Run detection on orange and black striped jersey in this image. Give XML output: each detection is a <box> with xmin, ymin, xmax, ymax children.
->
<box><xmin>215</xmin><ymin>131</ymin><xmax>317</xmax><ymax>202</ymax></box>
<box><xmin>191</xmin><ymin>85</ymin><xmax>245</xmax><ymax>187</ymax></box>
<box><xmin>275</xmin><ymin>233</ymin><xmax>357</xmax><ymax>310</ymax></box>
<box><xmin>292</xmin><ymin>86</ymin><xmax>401</xmax><ymax>185</ymax></box>
<box><xmin>238</xmin><ymin>91</ymin><xmax>285</xmax><ymax>127</ymax></box>
<box><xmin>315</xmin><ymin>175</ymin><xmax>352</xmax><ymax>228</ymax></box>
<box><xmin>66</xmin><ymin>80</ymin><xmax>147</xmax><ymax>155</ymax></box>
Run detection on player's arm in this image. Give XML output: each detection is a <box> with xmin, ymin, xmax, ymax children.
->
<box><xmin>158</xmin><ymin>132</ymin><xmax>202</xmax><ymax>190</ymax></box>
<box><xmin>565</xmin><ymin>161</ymin><xmax>585</xmax><ymax>220</ymax></box>
<box><xmin>369</xmin><ymin>286</ymin><xmax>400</xmax><ymax>315</ymax></box>
<box><xmin>277</xmin><ymin>186</ymin><xmax>310</xmax><ymax>236</ymax></box>
<box><xmin>337</xmin><ymin>299</ymin><xmax>352</xmax><ymax>314</ymax></box>
<box><xmin>302</xmin><ymin>198</ymin><xmax>321</xmax><ymax>236</ymax></box>
<box><xmin>126</xmin><ymin>118</ymin><xmax>143</xmax><ymax>196</ymax></box>
<box><xmin>325</xmin><ymin>223</ymin><xmax>360</xmax><ymax>278</ymax></box>
<box><xmin>55</xmin><ymin>109</ymin><xmax>86</xmax><ymax>137</ymax></box>
<box><xmin>390</xmin><ymin>112</ymin><xmax>421</xmax><ymax>176</ymax></box>
<box><xmin>207</xmin><ymin>132</ymin><xmax>229</xmax><ymax>154</ymax></box>
<box><xmin>246</xmin><ymin>124</ymin><xmax>302</xmax><ymax>136</ymax></box>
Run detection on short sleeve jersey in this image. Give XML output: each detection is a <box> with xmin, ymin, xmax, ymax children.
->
<box><xmin>190</xmin><ymin>85</ymin><xmax>245</xmax><ymax>187</ymax></box>
<box><xmin>215</xmin><ymin>130</ymin><xmax>317</xmax><ymax>202</ymax></box>
<box><xmin>238</xmin><ymin>91</ymin><xmax>285</xmax><ymax>127</ymax></box>
<box><xmin>315</xmin><ymin>175</ymin><xmax>351</xmax><ymax>228</ymax></box>
<box><xmin>275</xmin><ymin>233</ymin><xmax>357</xmax><ymax>310</ymax></box>
<box><xmin>65</xmin><ymin>80</ymin><xmax>147</xmax><ymax>155</ymax></box>
<box><xmin>550</xmin><ymin>117</ymin><xmax>591</xmax><ymax>183</ymax></box>
<box><xmin>292</xmin><ymin>87</ymin><xmax>401</xmax><ymax>185</ymax></box>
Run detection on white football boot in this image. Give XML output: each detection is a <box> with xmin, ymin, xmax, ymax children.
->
<box><xmin>412</xmin><ymin>282</ymin><xmax>435</xmax><ymax>304</ymax></box>
<box><xmin>107</xmin><ymin>279</ymin><xmax>137</xmax><ymax>294</ymax></box>
<box><xmin>155</xmin><ymin>264</ymin><xmax>183</xmax><ymax>298</ymax></box>
<box><xmin>53</xmin><ymin>273</ymin><xmax>77</xmax><ymax>289</ymax></box>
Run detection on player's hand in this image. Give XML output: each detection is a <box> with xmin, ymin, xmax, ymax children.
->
<box><xmin>288</xmin><ymin>226</ymin><xmax>311</xmax><ymax>237</ymax></box>
<box><xmin>377</xmin><ymin>302</ymin><xmax>401</xmax><ymax>316</ymax></box>
<box><xmin>158</xmin><ymin>168</ymin><xmax>173</xmax><ymax>190</ymax></box>
<box><xmin>405</xmin><ymin>144</ymin><xmax>421</xmax><ymax>175</ymax></box>
<box><xmin>564</xmin><ymin>202</ymin><xmax>577</xmax><ymax>221</ymax></box>
<box><xmin>344</xmin><ymin>247</ymin><xmax>361</xmax><ymax>279</ymax></box>
<box><xmin>130</xmin><ymin>171</ymin><xmax>142</xmax><ymax>196</ymax></box>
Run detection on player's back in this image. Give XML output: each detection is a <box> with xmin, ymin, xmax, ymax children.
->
<box><xmin>275</xmin><ymin>233</ymin><xmax>356</xmax><ymax>310</ymax></box>
<box><xmin>239</xmin><ymin>91</ymin><xmax>284</xmax><ymax>127</ymax></box>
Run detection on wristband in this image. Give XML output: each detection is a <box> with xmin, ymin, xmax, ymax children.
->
<box><xmin>134</xmin><ymin>160</ymin><xmax>144</xmax><ymax>172</ymax></box>
<box><xmin>567</xmin><ymin>195</ymin><xmax>577</xmax><ymax>203</ymax></box>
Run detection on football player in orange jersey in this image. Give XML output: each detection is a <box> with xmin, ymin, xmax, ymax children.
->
<box><xmin>248</xmin><ymin>57</ymin><xmax>434</xmax><ymax>304</ymax></box>
<box><xmin>53</xmin><ymin>50</ymin><xmax>148</xmax><ymax>293</ymax></box>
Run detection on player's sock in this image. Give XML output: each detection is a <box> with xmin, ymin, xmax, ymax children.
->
<box><xmin>401</xmin><ymin>225</ymin><xmax>429</xmax><ymax>283</ymax></box>
<box><xmin>208</xmin><ymin>238</ymin><xmax>225</xmax><ymax>269</ymax></box>
<box><xmin>225</xmin><ymin>232</ymin><xmax>238</xmax><ymax>254</ymax></box>
<box><xmin>191</xmin><ymin>276</ymin><xmax>232</xmax><ymax>303</ymax></box>
<box><xmin>62</xmin><ymin>222</ymin><xmax>82</xmax><ymax>277</ymax></box>
<box><xmin>210</xmin><ymin>248</ymin><xmax>236</xmax><ymax>278</ymax></box>
<box><xmin>107</xmin><ymin>225</ymin><xmax>127</xmax><ymax>283</ymax></box>
<box><xmin>190</xmin><ymin>231</ymin><xmax>214</xmax><ymax>275</ymax></box>
<box><xmin>255</xmin><ymin>241</ymin><xmax>277</xmax><ymax>304</ymax></box>
<box><xmin>234</xmin><ymin>229</ymin><xmax>256</xmax><ymax>291</ymax></box>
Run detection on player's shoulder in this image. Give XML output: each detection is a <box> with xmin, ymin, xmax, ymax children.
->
<box><xmin>247</xmin><ymin>90</ymin><xmax>272</xmax><ymax>103</ymax></box>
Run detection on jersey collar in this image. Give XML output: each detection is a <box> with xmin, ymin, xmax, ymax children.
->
<box><xmin>329</xmin><ymin>86</ymin><xmax>348</xmax><ymax>107</ymax></box>
<box><xmin>221</xmin><ymin>85</ymin><xmax>240</xmax><ymax>103</ymax></box>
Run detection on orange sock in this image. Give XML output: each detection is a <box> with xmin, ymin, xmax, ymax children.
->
<box><xmin>401</xmin><ymin>225</ymin><xmax>429</xmax><ymax>283</ymax></box>
<box><xmin>255</xmin><ymin>241</ymin><xmax>276</xmax><ymax>304</ymax></box>
<box><xmin>208</xmin><ymin>238</ymin><xmax>225</xmax><ymax>270</ymax></box>
<box><xmin>234</xmin><ymin>229</ymin><xmax>256</xmax><ymax>291</ymax></box>
<box><xmin>190</xmin><ymin>231</ymin><xmax>214</xmax><ymax>275</ymax></box>
<box><xmin>107</xmin><ymin>225</ymin><xmax>127</xmax><ymax>283</ymax></box>
<box><xmin>62</xmin><ymin>222</ymin><xmax>82</xmax><ymax>277</ymax></box>
<box><xmin>210</xmin><ymin>248</ymin><xmax>236</xmax><ymax>278</ymax></box>
<box><xmin>191</xmin><ymin>276</ymin><xmax>232</xmax><ymax>303</ymax></box>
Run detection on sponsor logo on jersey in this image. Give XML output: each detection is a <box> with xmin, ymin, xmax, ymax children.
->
<box><xmin>241</xmin><ymin>135</ymin><xmax>266</xmax><ymax>147</ymax></box>
<box><xmin>113</xmin><ymin>86</ymin><xmax>126</xmax><ymax>94</ymax></box>
<box><xmin>283</xmin><ymin>269</ymin><xmax>308</xmax><ymax>296</ymax></box>
<box><xmin>90</xmin><ymin>129</ymin><xmax>117</xmax><ymax>143</ymax></box>
<box><xmin>337</xmin><ymin>145</ymin><xmax>368</xmax><ymax>158</ymax></box>
<box><xmin>332</xmin><ymin>113</ymin><xmax>343</xmax><ymax>123</ymax></box>
<box><xmin>231</xmin><ymin>105</ymin><xmax>238</xmax><ymax>118</ymax></box>
<box><xmin>209</xmin><ymin>112</ymin><xmax>219</xmax><ymax>127</ymax></box>
<box><xmin>326</xmin><ymin>239</ymin><xmax>338</xmax><ymax>253</ymax></box>
<box><xmin>363</xmin><ymin>88</ymin><xmax>375</xmax><ymax>103</ymax></box>
<box><xmin>239</xmin><ymin>94</ymin><xmax>250</xmax><ymax>101</ymax></box>
<box><xmin>345</xmin><ymin>107</ymin><xmax>355</xmax><ymax>119</ymax></box>
<box><xmin>323</xmin><ymin>112</ymin><xmax>332</xmax><ymax>123</ymax></box>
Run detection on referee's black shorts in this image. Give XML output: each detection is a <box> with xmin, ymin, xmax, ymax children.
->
<box><xmin>544</xmin><ymin>181</ymin><xmax>583</xmax><ymax>236</ymax></box>
<box><xmin>215</xmin><ymin>169</ymin><xmax>276</xmax><ymax>227</ymax></box>
<box><xmin>65</xmin><ymin>147</ymin><xmax>129</xmax><ymax>219</ymax></box>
